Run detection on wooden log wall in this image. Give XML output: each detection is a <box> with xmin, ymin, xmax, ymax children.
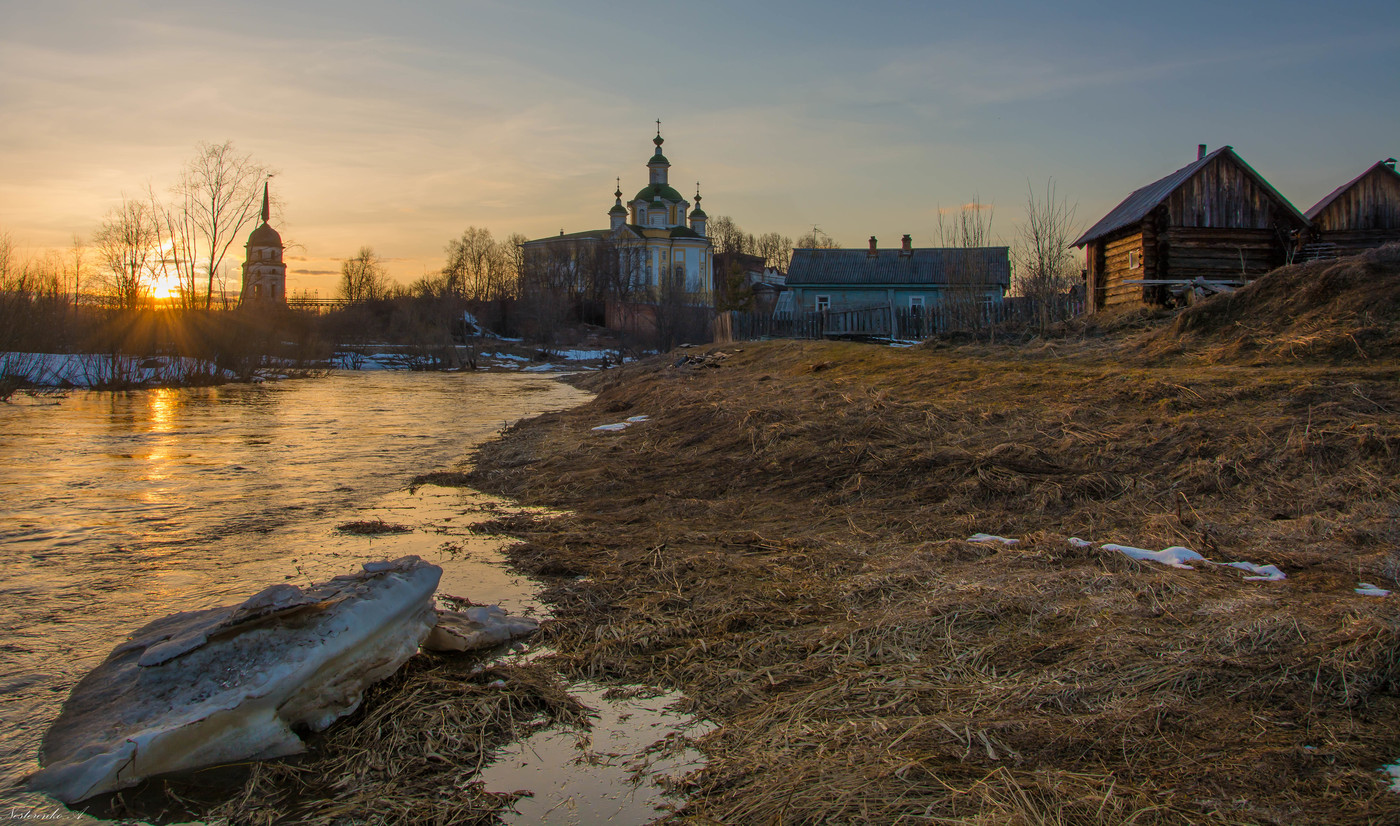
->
<box><xmin>1313</xmin><ymin>167</ymin><xmax>1400</xmax><ymax>232</ymax></box>
<box><xmin>1317</xmin><ymin>229</ymin><xmax>1400</xmax><ymax>256</ymax></box>
<box><xmin>1101</xmin><ymin>230</ymin><xmax>1148</xmax><ymax>307</ymax></box>
<box><xmin>1160</xmin><ymin>227</ymin><xmax>1280</xmax><ymax>280</ymax></box>
<box><xmin>1166</xmin><ymin>155</ymin><xmax>1277</xmax><ymax>229</ymax></box>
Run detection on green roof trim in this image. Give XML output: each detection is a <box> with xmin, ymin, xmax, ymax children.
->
<box><xmin>688</xmin><ymin>207</ymin><xmax>707</xmax><ymax>219</ymax></box>
<box><xmin>649</xmin><ymin>153</ymin><xmax>670</xmax><ymax>165</ymax></box>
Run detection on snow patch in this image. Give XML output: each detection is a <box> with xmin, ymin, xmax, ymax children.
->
<box><xmin>1223</xmin><ymin>561</ymin><xmax>1286</xmax><ymax>581</ymax></box>
<box><xmin>2</xmin><ymin>352</ymin><xmax>230</xmax><ymax>388</ymax></box>
<box><xmin>1382</xmin><ymin>762</ymin><xmax>1400</xmax><ymax>792</ymax></box>
<box><xmin>966</xmin><ymin>533</ymin><xmax>1018</xmax><ymax>545</ymax></box>
<box><xmin>1356</xmin><ymin>583</ymin><xmax>1392</xmax><ymax>597</ymax></box>
<box><xmin>593</xmin><ymin>415</ymin><xmax>649</xmax><ymax>432</ymax></box>
<box><xmin>1067</xmin><ymin>537</ymin><xmax>1092</xmax><ymax>548</ymax></box>
<box><xmin>1103</xmin><ymin>544</ymin><xmax>1205</xmax><ymax>570</ymax></box>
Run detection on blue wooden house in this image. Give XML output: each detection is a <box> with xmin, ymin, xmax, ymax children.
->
<box><xmin>785</xmin><ymin>235</ymin><xmax>1010</xmax><ymax>314</ymax></box>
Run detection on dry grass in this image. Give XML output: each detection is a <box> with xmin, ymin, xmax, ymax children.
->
<box><xmin>467</xmin><ymin>333</ymin><xmax>1400</xmax><ymax>824</ymax></box>
<box><xmin>336</xmin><ymin>518</ymin><xmax>415</xmax><ymax>535</ymax></box>
<box><xmin>95</xmin><ymin>252</ymin><xmax>1400</xmax><ymax>823</ymax></box>
<box><xmin>1142</xmin><ymin>243</ymin><xmax>1400</xmax><ymax>364</ymax></box>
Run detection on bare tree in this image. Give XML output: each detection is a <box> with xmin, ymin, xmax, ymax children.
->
<box><xmin>935</xmin><ymin>199</ymin><xmax>998</xmax><ymax>333</ymax></box>
<box><xmin>338</xmin><ymin>246</ymin><xmax>391</xmax><ymax>303</ymax></box>
<box><xmin>1013</xmin><ymin>180</ymin><xmax>1081</xmax><ymax>330</ymax></box>
<box><xmin>754</xmin><ymin>232</ymin><xmax>793</xmax><ymax>271</ymax></box>
<box><xmin>93</xmin><ymin>197</ymin><xmax>159</xmax><ymax>309</ymax></box>
<box><xmin>173</xmin><ymin>141</ymin><xmax>273</xmax><ymax>309</ymax></box>
<box><xmin>707</xmin><ymin>215</ymin><xmax>753</xmax><ymax>255</ymax></box>
<box><xmin>443</xmin><ymin>227</ymin><xmax>509</xmax><ymax>301</ymax></box>
<box><xmin>795</xmin><ymin>227</ymin><xmax>841</xmax><ymax>249</ymax></box>
<box><xmin>65</xmin><ymin>234</ymin><xmax>88</xmax><ymax>310</ymax></box>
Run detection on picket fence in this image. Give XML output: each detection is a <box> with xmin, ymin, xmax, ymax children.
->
<box><xmin>714</xmin><ymin>294</ymin><xmax>1085</xmax><ymax>343</ymax></box>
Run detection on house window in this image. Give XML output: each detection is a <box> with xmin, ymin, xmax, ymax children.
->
<box><xmin>909</xmin><ymin>296</ymin><xmax>925</xmax><ymax>311</ymax></box>
<box><xmin>816</xmin><ymin>295</ymin><xmax>830</xmax><ymax>312</ymax></box>
<box><xmin>1128</xmin><ymin>250</ymin><xmax>1141</xmax><ymax>269</ymax></box>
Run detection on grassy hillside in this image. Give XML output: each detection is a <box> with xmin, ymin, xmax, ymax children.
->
<box><xmin>467</xmin><ymin>333</ymin><xmax>1400</xmax><ymax>824</ymax></box>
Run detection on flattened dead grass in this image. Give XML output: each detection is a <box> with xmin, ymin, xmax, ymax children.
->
<box><xmin>469</xmin><ymin>337</ymin><xmax>1400</xmax><ymax>824</ymax></box>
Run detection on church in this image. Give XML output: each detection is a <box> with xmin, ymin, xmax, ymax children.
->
<box><xmin>521</xmin><ymin>126</ymin><xmax>713</xmax><ymax>305</ymax></box>
<box><xmin>239</xmin><ymin>183</ymin><xmax>286</xmax><ymax>305</ymax></box>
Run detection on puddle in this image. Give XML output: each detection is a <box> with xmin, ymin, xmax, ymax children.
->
<box><xmin>480</xmin><ymin>681</ymin><xmax>714</xmax><ymax>825</ymax></box>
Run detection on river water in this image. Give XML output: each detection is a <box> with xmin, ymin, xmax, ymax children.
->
<box><xmin>0</xmin><ymin>371</ymin><xmax>706</xmax><ymax>824</ymax></box>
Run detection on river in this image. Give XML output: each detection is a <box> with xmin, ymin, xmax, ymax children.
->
<box><xmin>0</xmin><ymin>370</ymin><xmax>705</xmax><ymax>824</ymax></box>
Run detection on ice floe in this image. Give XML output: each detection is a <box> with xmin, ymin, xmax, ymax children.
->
<box><xmin>29</xmin><ymin>556</ymin><xmax>441</xmax><ymax>803</ymax></box>
<box><xmin>423</xmin><ymin>606</ymin><xmax>539</xmax><ymax>653</ymax></box>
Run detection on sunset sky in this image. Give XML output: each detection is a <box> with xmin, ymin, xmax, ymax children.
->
<box><xmin>1</xmin><ymin>0</ymin><xmax>1396</xmax><ymax>294</ymax></box>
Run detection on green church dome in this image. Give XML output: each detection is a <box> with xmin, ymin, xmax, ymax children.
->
<box><xmin>634</xmin><ymin>183</ymin><xmax>684</xmax><ymax>203</ymax></box>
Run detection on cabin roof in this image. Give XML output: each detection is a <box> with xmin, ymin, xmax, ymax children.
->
<box><xmin>786</xmin><ymin>247</ymin><xmax>1010</xmax><ymax>288</ymax></box>
<box><xmin>1073</xmin><ymin>146</ymin><xmax>1307</xmax><ymax>247</ymax></box>
<box><xmin>1304</xmin><ymin>160</ymin><xmax>1400</xmax><ymax>220</ymax></box>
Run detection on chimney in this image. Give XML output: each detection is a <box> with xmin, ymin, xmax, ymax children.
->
<box><xmin>867</xmin><ymin>236</ymin><xmax>878</xmax><ymax>258</ymax></box>
<box><xmin>1385</xmin><ymin>158</ymin><xmax>1397</xmax><ymax>171</ymax></box>
<box><xmin>1197</xmin><ymin>144</ymin><xmax>1207</xmax><ymax>161</ymax></box>
<box><xmin>900</xmin><ymin>234</ymin><xmax>912</xmax><ymax>257</ymax></box>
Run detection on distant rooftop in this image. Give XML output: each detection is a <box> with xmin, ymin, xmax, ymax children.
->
<box><xmin>787</xmin><ymin>247</ymin><xmax>1010</xmax><ymax>288</ymax></box>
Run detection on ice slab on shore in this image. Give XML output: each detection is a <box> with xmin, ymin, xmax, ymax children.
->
<box><xmin>422</xmin><ymin>606</ymin><xmax>539</xmax><ymax>652</ymax></box>
<box><xmin>29</xmin><ymin>556</ymin><xmax>442</xmax><ymax>804</ymax></box>
<box><xmin>1356</xmin><ymin>583</ymin><xmax>1392</xmax><ymax>597</ymax></box>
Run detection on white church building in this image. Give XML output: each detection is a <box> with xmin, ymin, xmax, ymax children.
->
<box><xmin>521</xmin><ymin>127</ymin><xmax>713</xmax><ymax>304</ymax></box>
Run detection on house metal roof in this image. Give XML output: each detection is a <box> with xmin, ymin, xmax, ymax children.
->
<box><xmin>1072</xmin><ymin>146</ymin><xmax>1307</xmax><ymax>247</ymax></box>
<box><xmin>1305</xmin><ymin>159</ymin><xmax>1400</xmax><ymax>220</ymax></box>
<box><xmin>522</xmin><ymin>229</ymin><xmax>610</xmax><ymax>246</ymax></box>
<box><xmin>785</xmin><ymin>247</ymin><xmax>1010</xmax><ymax>288</ymax></box>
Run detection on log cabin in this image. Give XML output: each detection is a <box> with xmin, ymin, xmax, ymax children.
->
<box><xmin>1302</xmin><ymin>159</ymin><xmax>1400</xmax><ymax>259</ymax></box>
<box><xmin>1073</xmin><ymin>145</ymin><xmax>1310</xmax><ymax>311</ymax></box>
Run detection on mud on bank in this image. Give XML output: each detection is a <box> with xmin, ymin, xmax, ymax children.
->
<box><xmin>468</xmin><ymin>338</ymin><xmax>1400</xmax><ymax>824</ymax></box>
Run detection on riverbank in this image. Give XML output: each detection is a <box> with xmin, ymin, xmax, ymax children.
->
<box><xmin>467</xmin><ymin>336</ymin><xmax>1400</xmax><ymax>824</ymax></box>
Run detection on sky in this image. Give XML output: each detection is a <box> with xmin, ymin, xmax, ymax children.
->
<box><xmin>1</xmin><ymin>0</ymin><xmax>1397</xmax><ymax>295</ymax></box>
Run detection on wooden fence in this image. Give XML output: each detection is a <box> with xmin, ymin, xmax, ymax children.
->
<box><xmin>714</xmin><ymin>293</ymin><xmax>1085</xmax><ymax>343</ymax></box>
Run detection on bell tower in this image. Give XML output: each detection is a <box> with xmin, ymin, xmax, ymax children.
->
<box><xmin>240</xmin><ymin>182</ymin><xmax>287</xmax><ymax>305</ymax></box>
